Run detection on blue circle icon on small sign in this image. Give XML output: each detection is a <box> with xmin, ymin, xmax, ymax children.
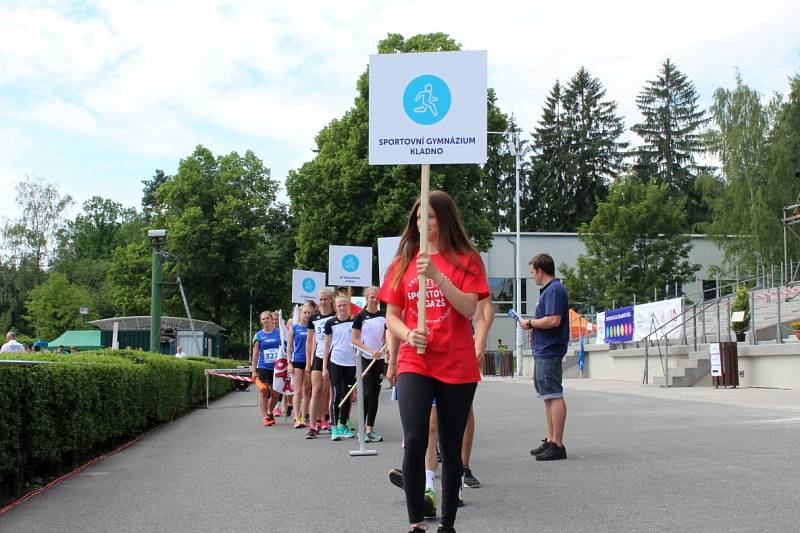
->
<box><xmin>403</xmin><ymin>74</ymin><xmax>451</xmax><ymax>125</ymax></box>
<box><xmin>302</xmin><ymin>277</ymin><xmax>316</xmax><ymax>293</ymax></box>
<box><xmin>342</xmin><ymin>254</ymin><xmax>359</xmax><ymax>273</ymax></box>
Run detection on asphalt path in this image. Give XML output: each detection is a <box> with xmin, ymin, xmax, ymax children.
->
<box><xmin>3</xmin><ymin>378</ymin><xmax>800</xmax><ymax>532</ymax></box>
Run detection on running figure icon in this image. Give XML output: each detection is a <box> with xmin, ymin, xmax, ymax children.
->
<box><xmin>403</xmin><ymin>74</ymin><xmax>451</xmax><ymax>125</ymax></box>
<box><xmin>414</xmin><ymin>84</ymin><xmax>439</xmax><ymax>117</ymax></box>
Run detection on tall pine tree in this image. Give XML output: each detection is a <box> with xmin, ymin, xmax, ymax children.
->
<box><xmin>525</xmin><ymin>80</ymin><xmax>568</xmax><ymax>231</ymax></box>
<box><xmin>561</xmin><ymin>67</ymin><xmax>627</xmax><ymax>227</ymax></box>
<box><xmin>631</xmin><ymin>59</ymin><xmax>711</xmax><ymax>227</ymax></box>
<box><xmin>526</xmin><ymin>69</ymin><xmax>627</xmax><ymax>231</ymax></box>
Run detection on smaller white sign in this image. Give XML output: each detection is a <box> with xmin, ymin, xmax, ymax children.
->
<box><xmin>378</xmin><ymin>236</ymin><xmax>402</xmax><ymax>285</ymax></box>
<box><xmin>709</xmin><ymin>343</ymin><xmax>722</xmax><ymax>377</ymax></box>
<box><xmin>730</xmin><ymin>311</ymin><xmax>746</xmax><ymax>323</ymax></box>
<box><xmin>328</xmin><ymin>245</ymin><xmax>373</xmax><ymax>287</ymax></box>
<box><xmin>291</xmin><ymin>270</ymin><xmax>327</xmax><ymax>304</ymax></box>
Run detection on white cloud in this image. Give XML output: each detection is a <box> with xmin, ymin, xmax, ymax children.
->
<box><xmin>0</xmin><ymin>0</ymin><xmax>798</xmax><ymax>216</ymax></box>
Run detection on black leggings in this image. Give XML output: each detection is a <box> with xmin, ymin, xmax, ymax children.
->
<box><xmin>397</xmin><ymin>372</ymin><xmax>477</xmax><ymax>527</ymax></box>
<box><xmin>328</xmin><ymin>362</ymin><xmax>356</xmax><ymax>426</ymax></box>
<box><xmin>361</xmin><ymin>357</ymin><xmax>385</xmax><ymax>427</ymax></box>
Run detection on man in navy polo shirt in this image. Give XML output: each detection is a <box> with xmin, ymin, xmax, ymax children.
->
<box><xmin>520</xmin><ymin>253</ymin><xmax>569</xmax><ymax>461</ymax></box>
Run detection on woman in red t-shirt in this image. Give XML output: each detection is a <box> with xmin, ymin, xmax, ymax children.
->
<box><xmin>379</xmin><ymin>190</ymin><xmax>488</xmax><ymax>533</ymax></box>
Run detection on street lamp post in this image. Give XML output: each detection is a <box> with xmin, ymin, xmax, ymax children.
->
<box><xmin>511</xmin><ymin>132</ymin><xmax>531</xmax><ymax>376</ymax></box>
<box><xmin>488</xmin><ymin>129</ymin><xmax>530</xmax><ymax>376</ymax></box>
<box><xmin>148</xmin><ymin>229</ymin><xmax>167</xmax><ymax>353</ymax></box>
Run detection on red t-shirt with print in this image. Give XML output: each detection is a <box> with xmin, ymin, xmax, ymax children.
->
<box><xmin>378</xmin><ymin>251</ymin><xmax>489</xmax><ymax>384</ymax></box>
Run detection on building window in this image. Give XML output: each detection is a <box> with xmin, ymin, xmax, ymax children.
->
<box><xmin>488</xmin><ymin>277</ymin><xmax>527</xmax><ymax>314</ymax></box>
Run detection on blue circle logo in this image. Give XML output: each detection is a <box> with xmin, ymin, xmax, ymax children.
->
<box><xmin>302</xmin><ymin>277</ymin><xmax>316</xmax><ymax>293</ymax></box>
<box><xmin>403</xmin><ymin>74</ymin><xmax>451</xmax><ymax>125</ymax></box>
<box><xmin>342</xmin><ymin>254</ymin><xmax>360</xmax><ymax>273</ymax></box>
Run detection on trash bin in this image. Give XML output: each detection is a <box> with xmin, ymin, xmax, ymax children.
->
<box><xmin>711</xmin><ymin>341</ymin><xmax>739</xmax><ymax>388</ymax></box>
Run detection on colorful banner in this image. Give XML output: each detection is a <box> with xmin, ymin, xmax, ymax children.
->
<box><xmin>604</xmin><ymin>306</ymin><xmax>634</xmax><ymax>343</ymax></box>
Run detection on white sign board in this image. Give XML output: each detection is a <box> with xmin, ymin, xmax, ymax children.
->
<box><xmin>378</xmin><ymin>236</ymin><xmax>402</xmax><ymax>285</ymax></box>
<box><xmin>291</xmin><ymin>270</ymin><xmax>326</xmax><ymax>304</ymax></box>
<box><xmin>730</xmin><ymin>311</ymin><xmax>746</xmax><ymax>324</ymax></box>
<box><xmin>595</xmin><ymin>312</ymin><xmax>606</xmax><ymax>345</ymax></box>
<box><xmin>328</xmin><ymin>245</ymin><xmax>373</xmax><ymax>287</ymax></box>
<box><xmin>709</xmin><ymin>343</ymin><xmax>722</xmax><ymax>377</ymax></box>
<box><xmin>633</xmin><ymin>298</ymin><xmax>683</xmax><ymax>341</ymax></box>
<box><xmin>369</xmin><ymin>50</ymin><xmax>487</xmax><ymax>165</ymax></box>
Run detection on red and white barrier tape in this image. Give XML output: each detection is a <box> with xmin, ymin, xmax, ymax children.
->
<box><xmin>208</xmin><ymin>372</ymin><xmax>254</xmax><ymax>383</ymax></box>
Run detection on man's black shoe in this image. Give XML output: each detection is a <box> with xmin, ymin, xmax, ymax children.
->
<box><xmin>529</xmin><ymin>438</ymin><xmax>552</xmax><ymax>456</ymax></box>
<box><xmin>389</xmin><ymin>468</ymin><xmax>404</xmax><ymax>489</ymax></box>
<box><xmin>535</xmin><ymin>443</ymin><xmax>567</xmax><ymax>461</ymax></box>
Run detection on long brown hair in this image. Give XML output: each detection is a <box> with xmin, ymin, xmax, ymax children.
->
<box><xmin>389</xmin><ymin>190</ymin><xmax>482</xmax><ymax>289</ymax></box>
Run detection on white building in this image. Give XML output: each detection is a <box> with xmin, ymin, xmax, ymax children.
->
<box><xmin>483</xmin><ymin>232</ymin><xmax>727</xmax><ymax>352</ymax></box>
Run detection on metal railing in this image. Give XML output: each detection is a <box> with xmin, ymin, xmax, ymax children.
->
<box><xmin>637</xmin><ymin>279</ymin><xmax>800</xmax><ymax>387</ymax></box>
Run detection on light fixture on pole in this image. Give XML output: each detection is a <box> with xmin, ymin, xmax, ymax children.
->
<box><xmin>509</xmin><ymin>132</ymin><xmax>531</xmax><ymax>376</ymax></box>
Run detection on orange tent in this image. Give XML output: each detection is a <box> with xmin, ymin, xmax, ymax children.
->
<box><xmin>569</xmin><ymin>309</ymin><xmax>591</xmax><ymax>340</ymax></box>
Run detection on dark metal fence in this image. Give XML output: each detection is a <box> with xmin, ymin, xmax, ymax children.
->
<box><xmin>482</xmin><ymin>350</ymin><xmax>515</xmax><ymax>377</ymax></box>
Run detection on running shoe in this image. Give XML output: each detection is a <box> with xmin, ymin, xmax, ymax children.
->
<box><xmin>423</xmin><ymin>488</ymin><xmax>437</xmax><ymax>518</ymax></box>
<box><xmin>530</xmin><ymin>438</ymin><xmax>552</xmax><ymax>456</ymax></box>
<box><xmin>388</xmin><ymin>468</ymin><xmax>404</xmax><ymax>489</ymax></box>
<box><xmin>293</xmin><ymin>417</ymin><xmax>305</xmax><ymax>429</ymax></box>
<box><xmin>262</xmin><ymin>416</ymin><xmax>270</xmax><ymax>427</ymax></box>
<box><xmin>272</xmin><ymin>406</ymin><xmax>282</xmax><ymax>417</ymax></box>
<box><xmin>462</xmin><ymin>466</ymin><xmax>480</xmax><ymax>488</ymax></box>
<box><xmin>330</xmin><ymin>425</ymin><xmax>343</xmax><ymax>441</ymax></box>
<box><xmin>305</xmin><ymin>427</ymin><xmax>317</xmax><ymax>440</ymax></box>
<box><xmin>345</xmin><ymin>418</ymin><xmax>355</xmax><ymax>432</ymax></box>
<box><xmin>320</xmin><ymin>419</ymin><xmax>330</xmax><ymax>433</ymax></box>
<box><xmin>366</xmin><ymin>430</ymin><xmax>383</xmax><ymax>442</ymax></box>
<box><xmin>264</xmin><ymin>415</ymin><xmax>276</xmax><ymax>427</ymax></box>
<box><xmin>285</xmin><ymin>405</ymin><xmax>293</xmax><ymax>418</ymax></box>
<box><xmin>340</xmin><ymin>425</ymin><xmax>355</xmax><ymax>439</ymax></box>
<box><xmin>535</xmin><ymin>443</ymin><xmax>567</xmax><ymax>461</ymax></box>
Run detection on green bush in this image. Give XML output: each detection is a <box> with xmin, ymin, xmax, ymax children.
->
<box><xmin>0</xmin><ymin>349</ymin><xmax>238</xmax><ymax>499</ymax></box>
<box><xmin>731</xmin><ymin>284</ymin><xmax>751</xmax><ymax>334</ymax></box>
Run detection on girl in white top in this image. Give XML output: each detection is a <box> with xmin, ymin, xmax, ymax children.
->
<box><xmin>322</xmin><ymin>295</ymin><xmax>356</xmax><ymax>440</ymax></box>
<box><xmin>305</xmin><ymin>289</ymin><xmax>335</xmax><ymax>439</ymax></box>
<box><xmin>351</xmin><ymin>286</ymin><xmax>387</xmax><ymax>442</ymax></box>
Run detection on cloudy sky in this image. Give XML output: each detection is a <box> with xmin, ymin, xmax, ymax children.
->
<box><xmin>1</xmin><ymin>0</ymin><xmax>798</xmax><ymax>219</ymax></box>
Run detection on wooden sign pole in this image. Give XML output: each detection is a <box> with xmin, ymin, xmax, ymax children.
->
<box><xmin>417</xmin><ymin>164</ymin><xmax>430</xmax><ymax>355</ymax></box>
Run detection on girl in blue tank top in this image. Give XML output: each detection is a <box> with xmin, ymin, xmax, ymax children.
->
<box><xmin>251</xmin><ymin>311</ymin><xmax>281</xmax><ymax>426</ymax></box>
<box><xmin>287</xmin><ymin>302</ymin><xmax>315</xmax><ymax>428</ymax></box>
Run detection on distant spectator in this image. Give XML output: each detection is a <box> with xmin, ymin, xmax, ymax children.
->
<box><xmin>1</xmin><ymin>332</ymin><xmax>26</xmax><ymax>352</ymax></box>
<box><xmin>69</xmin><ymin>346</ymin><xmax>78</xmax><ymax>353</ymax></box>
<box><xmin>176</xmin><ymin>346</ymin><xmax>186</xmax><ymax>358</ymax></box>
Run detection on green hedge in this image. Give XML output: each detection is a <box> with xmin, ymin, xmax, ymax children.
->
<box><xmin>0</xmin><ymin>350</ymin><xmax>239</xmax><ymax>498</ymax></box>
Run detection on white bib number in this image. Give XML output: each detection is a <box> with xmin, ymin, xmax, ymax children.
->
<box><xmin>263</xmin><ymin>348</ymin><xmax>279</xmax><ymax>364</ymax></box>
